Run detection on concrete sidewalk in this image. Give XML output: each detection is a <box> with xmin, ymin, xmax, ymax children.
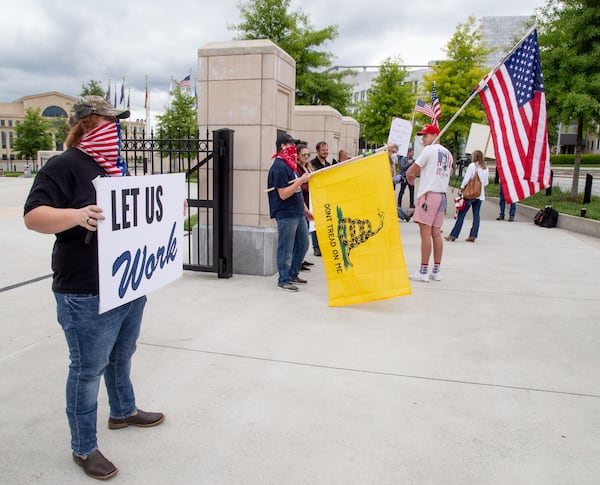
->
<box><xmin>1</xmin><ymin>177</ymin><xmax>599</xmax><ymax>484</ymax></box>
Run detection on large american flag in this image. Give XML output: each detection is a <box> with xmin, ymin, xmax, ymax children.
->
<box><xmin>415</xmin><ymin>98</ymin><xmax>436</xmax><ymax>119</ymax></box>
<box><xmin>431</xmin><ymin>82</ymin><xmax>441</xmax><ymax>126</ymax></box>
<box><xmin>478</xmin><ymin>29</ymin><xmax>551</xmax><ymax>204</ymax></box>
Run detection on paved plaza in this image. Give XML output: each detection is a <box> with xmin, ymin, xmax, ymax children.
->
<box><xmin>1</xmin><ymin>176</ymin><xmax>599</xmax><ymax>484</ymax></box>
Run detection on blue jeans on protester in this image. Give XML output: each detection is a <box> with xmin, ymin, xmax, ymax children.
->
<box><xmin>54</xmin><ymin>293</ymin><xmax>147</xmax><ymax>456</ymax></box>
<box><xmin>276</xmin><ymin>216</ymin><xmax>309</xmax><ymax>286</ymax></box>
<box><xmin>499</xmin><ymin>186</ymin><xmax>516</xmax><ymax>218</ymax></box>
<box><xmin>450</xmin><ymin>198</ymin><xmax>482</xmax><ymax>239</ymax></box>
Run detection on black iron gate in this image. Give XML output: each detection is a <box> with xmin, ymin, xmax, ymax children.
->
<box><xmin>121</xmin><ymin>127</ymin><xmax>233</xmax><ymax>278</ymax></box>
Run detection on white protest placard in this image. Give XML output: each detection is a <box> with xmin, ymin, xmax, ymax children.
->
<box><xmin>465</xmin><ymin>123</ymin><xmax>496</xmax><ymax>159</ymax></box>
<box><xmin>387</xmin><ymin>117</ymin><xmax>413</xmax><ymax>157</ymax></box>
<box><xmin>93</xmin><ymin>173</ymin><xmax>185</xmax><ymax>314</ymax></box>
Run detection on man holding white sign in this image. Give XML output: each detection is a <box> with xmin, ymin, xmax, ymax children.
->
<box><xmin>24</xmin><ymin>96</ymin><xmax>168</xmax><ymax>481</ymax></box>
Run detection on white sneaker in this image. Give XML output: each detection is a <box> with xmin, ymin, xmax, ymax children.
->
<box><xmin>430</xmin><ymin>271</ymin><xmax>442</xmax><ymax>281</ymax></box>
<box><xmin>409</xmin><ymin>272</ymin><xmax>429</xmax><ymax>283</ymax></box>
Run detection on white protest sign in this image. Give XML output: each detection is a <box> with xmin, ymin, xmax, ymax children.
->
<box><xmin>387</xmin><ymin>117</ymin><xmax>413</xmax><ymax>157</ymax></box>
<box><xmin>466</xmin><ymin>123</ymin><xmax>496</xmax><ymax>159</ymax></box>
<box><xmin>93</xmin><ymin>173</ymin><xmax>185</xmax><ymax>314</ymax></box>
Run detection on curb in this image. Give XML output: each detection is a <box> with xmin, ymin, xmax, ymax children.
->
<box><xmin>488</xmin><ymin>196</ymin><xmax>600</xmax><ymax>238</ymax></box>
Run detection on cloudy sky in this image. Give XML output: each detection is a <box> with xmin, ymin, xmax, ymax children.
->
<box><xmin>4</xmin><ymin>0</ymin><xmax>545</xmax><ymax>125</ymax></box>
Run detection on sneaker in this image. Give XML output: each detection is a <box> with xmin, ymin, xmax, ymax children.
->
<box><xmin>291</xmin><ymin>276</ymin><xmax>307</xmax><ymax>284</ymax></box>
<box><xmin>409</xmin><ymin>272</ymin><xmax>430</xmax><ymax>283</ymax></box>
<box><xmin>508</xmin><ymin>216</ymin><xmax>515</xmax><ymax>221</ymax></box>
<box><xmin>496</xmin><ymin>215</ymin><xmax>505</xmax><ymax>220</ymax></box>
<box><xmin>430</xmin><ymin>271</ymin><xmax>442</xmax><ymax>281</ymax></box>
<box><xmin>277</xmin><ymin>283</ymin><xmax>298</xmax><ymax>292</ymax></box>
<box><xmin>300</xmin><ymin>263</ymin><xmax>311</xmax><ymax>272</ymax></box>
<box><xmin>465</xmin><ymin>237</ymin><xmax>476</xmax><ymax>242</ymax></box>
<box><xmin>444</xmin><ymin>235</ymin><xmax>456</xmax><ymax>242</ymax></box>
<box><xmin>303</xmin><ymin>260</ymin><xmax>314</xmax><ymax>266</ymax></box>
<box><xmin>405</xmin><ymin>210</ymin><xmax>413</xmax><ymax>222</ymax></box>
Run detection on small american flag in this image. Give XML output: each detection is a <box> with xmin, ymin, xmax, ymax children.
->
<box><xmin>478</xmin><ymin>29</ymin><xmax>551</xmax><ymax>204</ymax></box>
<box><xmin>415</xmin><ymin>99</ymin><xmax>436</xmax><ymax>119</ymax></box>
<box><xmin>431</xmin><ymin>83</ymin><xmax>441</xmax><ymax>126</ymax></box>
<box><xmin>179</xmin><ymin>75</ymin><xmax>191</xmax><ymax>88</ymax></box>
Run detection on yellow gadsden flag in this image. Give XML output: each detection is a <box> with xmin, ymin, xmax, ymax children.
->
<box><xmin>309</xmin><ymin>151</ymin><xmax>411</xmax><ymax>306</ymax></box>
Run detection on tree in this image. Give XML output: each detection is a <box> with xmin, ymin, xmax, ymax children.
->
<box><xmin>537</xmin><ymin>0</ymin><xmax>600</xmax><ymax>196</ymax></box>
<box><xmin>48</xmin><ymin>118</ymin><xmax>70</xmax><ymax>150</ymax></box>
<box><xmin>422</xmin><ymin>16</ymin><xmax>490</xmax><ymax>157</ymax></box>
<box><xmin>355</xmin><ymin>58</ymin><xmax>413</xmax><ymax>145</ymax></box>
<box><xmin>231</xmin><ymin>0</ymin><xmax>353</xmax><ymax>113</ymax></box>
<box><xmin>80</xmin><ymin>80</ymin><xmax>105</xmax><ymax>97</ymax></box>
<box><xmin>155</xmin><ymin>85</ymin><xmax>198</xmax><ymax>164</ymax></box>
<box><xmin>156</xmin><ymin>85</ymin><xmax>197</xmax><ymax>134</ymax></box>
<box><xmin>13</xmin><ymin>108</ymin><xmax>53</xmax><ymax>162</ymax></box>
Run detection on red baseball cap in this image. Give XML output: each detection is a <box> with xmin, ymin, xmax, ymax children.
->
<box><xmin>417</xmin><ymin>124</ymin><xmax>441</xmax><ymax>136</ymax></box>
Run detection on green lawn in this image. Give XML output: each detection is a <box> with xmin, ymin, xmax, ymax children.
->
<box><xmin>450</xmin><ymin>175</ymin><xmax>600</xmax><ymax>221</ymax></box>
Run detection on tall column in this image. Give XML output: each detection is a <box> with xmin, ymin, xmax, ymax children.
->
<box><xmin>197</xmin><ymin>39</ymin><xmax>296</xmax><ymax>275</ymax></box>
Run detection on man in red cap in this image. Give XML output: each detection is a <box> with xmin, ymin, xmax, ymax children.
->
<box><xmin>405</xmin><ymin>124</ymin><xmax>453</xmax><ymax>282</ymax></box>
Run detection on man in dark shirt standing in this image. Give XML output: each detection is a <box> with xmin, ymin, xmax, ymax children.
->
<box><xmin>308</xmin><ymin>141</ymin><xmax>330</xmax><ymax>256</ymax></box>
<box><xmin>310</xmin><ymin>141</ymin><xmax>330</xmax><ymax>171</ymax></box>
<box><xmin>267</xmin><ymin>133</ymin><xmax>312</xmax><ymax>291</ymax></box>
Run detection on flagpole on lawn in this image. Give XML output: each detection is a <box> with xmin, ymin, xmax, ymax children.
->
<box><xmin>433</xmin><ymin>25</ymin><xmax>538</xmax><ymax>144</ymax></box>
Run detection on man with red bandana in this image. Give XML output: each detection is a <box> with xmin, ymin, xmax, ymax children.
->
<box><xmin>267</xmin><ymin>133</ymin><xmax>312</xmax><ymax>291</ymax></box>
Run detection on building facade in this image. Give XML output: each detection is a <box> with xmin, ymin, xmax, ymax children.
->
<box><xmin>0</xmin><ymin>92</ymin><xmax>146</xmax><ymax>171</ymax></box>
<box><xmin>0</xmin><ymin>92</ymin><xmax>77</xmax><ymax>170</ymax></box>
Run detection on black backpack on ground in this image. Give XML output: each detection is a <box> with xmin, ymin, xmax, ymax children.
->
<box><xmin>534</xmin><ymin>205</ymin><xmax>559</xmax><ymax>228</ymax></box>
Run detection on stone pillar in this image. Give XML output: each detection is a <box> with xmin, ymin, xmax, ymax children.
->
<box><xmin>293</xmin><ymin>105</ymin><xmax>342</xmax><ymax>159</ymax></box>
<box><xmin>197</xmin><ymin>39</ymin><xmax>296</xmax><ymax>275</ymax></box>
<box><xmin>341</xmin><ymin>117</ymin><xmax>360</xmax><ymax>157</ymax></box>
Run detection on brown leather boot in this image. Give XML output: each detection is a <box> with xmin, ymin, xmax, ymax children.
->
<box><xmin>108</xmin><ymin>409</ymin><xmax>165</xmax><ymax>429</ymax></box>
<box><xmin>73</xmin><ymin>449</ymin><xmax>118</xmax><ymax>480</ymax></box>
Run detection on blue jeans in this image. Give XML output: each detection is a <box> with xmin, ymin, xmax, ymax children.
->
<box><xmin>398</xmin><ymin>179</ymin><xmax>415</xmax><ymax>207</ymax></box>
<box><xmin>450</xmin><ymin>198</ymin><xmax>482</xmax><ymax>239</ymax></box>
<box><xmin>499</xmin><ymin>186</ymin><xmax>516</xmax><ymax>217</ymax></box>
<box><xmin>54</xmin><ymin>293</ymin><xmax>147</xmax><ymax>456</ymax></box>
<box><xmin>276</xmin><ymin>216</ymin><xmax>309</xmax><ymax>286</ymax></box>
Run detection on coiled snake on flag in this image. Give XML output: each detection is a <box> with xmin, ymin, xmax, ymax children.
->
<box><xmin>337</xmin><ymin>209</ymin><xmax>384</xmax><ymax>267</ymax></box>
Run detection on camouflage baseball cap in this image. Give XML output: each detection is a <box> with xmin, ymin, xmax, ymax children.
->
<box><xmin>70</xmin><ymin>95</ymin><xmax>130</xmax><ymax>123</ymax></box>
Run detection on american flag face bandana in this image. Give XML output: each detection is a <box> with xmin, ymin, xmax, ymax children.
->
<box><xmin>78</xmin><ymin>121</ymin><xmax>126</xmax><ymax>176</ymax></box>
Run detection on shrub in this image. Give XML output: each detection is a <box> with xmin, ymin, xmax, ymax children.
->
<box><xmin>550</xmin><ymin>154</ymin><xmax>600</xmax><ymax>166</ymax></box>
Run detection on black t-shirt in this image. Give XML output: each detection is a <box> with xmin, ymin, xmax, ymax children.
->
<box><xmin>310</xmin><ymin>157</ymin><xmax>330</xmax><ymax>171</ymax></box>
<box><xmin>24</xmin><ymin>148</ymin><xmax>106</xmax><ymax>294</ymax></box>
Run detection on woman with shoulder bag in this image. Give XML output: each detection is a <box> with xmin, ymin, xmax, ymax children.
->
<box><xmin>445</xmin><ymin>150</ymin><xmax>489</xmax><ymax>242</ymax></box>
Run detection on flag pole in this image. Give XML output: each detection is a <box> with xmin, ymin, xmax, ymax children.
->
<box><xmin>144</xmin><ymin>75</ymin><xmax>150</xmax><ymax>135</ymax></box>
<box><xmin>410</xmin><ymin>100</ymin><xmax>417</xmax><ymax>125</ymax></box>
<box><xmin>433</xmin><ymin>25</ymin><xmax>538</xmax><ymax>144</ymax></box>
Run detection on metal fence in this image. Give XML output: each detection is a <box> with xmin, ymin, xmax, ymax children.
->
<box><xmin>120</xmin><ymin>126</ymin><xmax>233</xmax><ymax>278</ymax></box>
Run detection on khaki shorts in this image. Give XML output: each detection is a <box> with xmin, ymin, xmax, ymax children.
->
<box><xmin>412</xmin><ymin>192</ymin><xmax>446</xmax><ymax>228</ymax></box>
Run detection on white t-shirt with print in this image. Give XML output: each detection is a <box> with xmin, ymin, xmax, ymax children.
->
<box><xmin>414</xmin><ymin>143</ymin><xmax>453</xmax><ymax>198</ymax></box>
